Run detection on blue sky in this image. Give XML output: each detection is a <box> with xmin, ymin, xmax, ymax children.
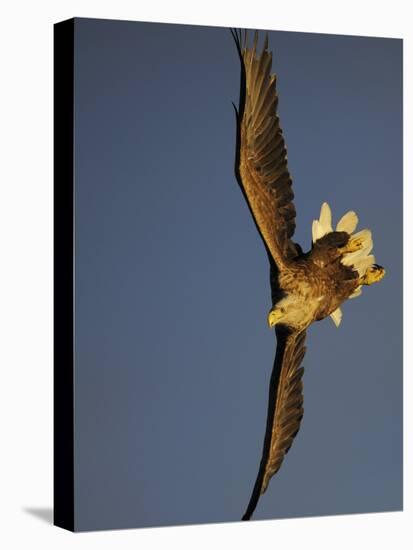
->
<box><xmin>73</xmin><ymin>18</ymin><xmax>402</xmax><ymax>530</ymax></box>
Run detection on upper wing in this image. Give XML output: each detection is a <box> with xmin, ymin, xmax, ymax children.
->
<box><xmin>243</xmin><ymin>328</ymin><xmax>307</xmax><ymax>520</ymax></box>
<box><xmin>232</xmin><ymin>29</ymin><xmax>299</xmax><ymax>271</ymax></box>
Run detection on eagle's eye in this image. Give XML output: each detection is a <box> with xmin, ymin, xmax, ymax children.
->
<box><xmin>280</xmin><ymin>307</ymin><xmax>286</xmax><ymax>314</ymax></box>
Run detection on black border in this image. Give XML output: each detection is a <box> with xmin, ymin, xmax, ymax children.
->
<box><xmin>53</xmin><ymin>17</ymin><xmax>75</xmax><ymax>532</ymax></box>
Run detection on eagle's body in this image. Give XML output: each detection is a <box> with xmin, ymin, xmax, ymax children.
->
<box><xmin>271</xmin><ymin>231</ymin><xmax>362</xmax><ymax>330</ymax></box>
<box><xmin>230</xmin><ymin>29</ymin><xmax>385</xmax><ymax>520</ymax></box>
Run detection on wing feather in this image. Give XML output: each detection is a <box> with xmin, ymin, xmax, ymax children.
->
<box><xmin>261</xmin><ymin>329</ymin><xmax>306</xmax><ymax>492</ymax></box>
<box><xmin>233</xmin><ymin>30</ymin><xmax>298</xmax><ymax>270</ymax></box>
<box><xmin>242</xmin><ymin>328</ymin><xmax>307</xmax><ymax>520</ymax></box>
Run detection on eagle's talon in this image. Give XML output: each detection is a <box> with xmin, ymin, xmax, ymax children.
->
<box><xmin>362</xmin><ymin>264</ymin><xmax>386</xmax><ymax>285</ymax></box>
<box><xmin>343</xmin><ymin>237</ymin><xmax>364</xmax><ymax>254</ymax></box>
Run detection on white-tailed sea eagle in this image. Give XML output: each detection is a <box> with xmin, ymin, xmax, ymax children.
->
<box><xmin>230</xmin><ymin>29</ymin><xmax>385</xmax><ymax>521</ymax></box>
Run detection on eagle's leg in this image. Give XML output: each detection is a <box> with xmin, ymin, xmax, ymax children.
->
<box><xmin>341</xmin><ymin>235</ymin><xmax>365</xmax><ymax>254</ymax></box>
<box><xmin>361</xmin><ymin>264</ymin><xmax>386</xmax><ymax>285</ymax></box>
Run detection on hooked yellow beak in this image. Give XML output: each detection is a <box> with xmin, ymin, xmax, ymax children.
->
<box><xmin>268</xmin><ymin>308</ymin><xmax>284</xmax><ymax>328</ymax></box>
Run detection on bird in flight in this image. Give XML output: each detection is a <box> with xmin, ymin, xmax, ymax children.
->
<box><xmin>230</xmin><ymin>29</ymin><xmax>385</xmax><ymax>521</ymax></box>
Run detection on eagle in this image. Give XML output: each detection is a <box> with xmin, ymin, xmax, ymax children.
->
<box><xmin>230</xmin><ymin>29</ymin><xmax>386</xmax><ymax>521</ymax></box>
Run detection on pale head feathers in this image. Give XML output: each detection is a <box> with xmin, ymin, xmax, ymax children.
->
<box><xmin>268</xmin><ymin>295</ymin><xmax>315</xmax><ymax>330</ymax></box>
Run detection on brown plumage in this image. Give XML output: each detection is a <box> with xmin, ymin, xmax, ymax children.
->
<box><xmin>230</xmin><ymin>29</ymin><xmax>385</xmax><ymax>520</ymax></box>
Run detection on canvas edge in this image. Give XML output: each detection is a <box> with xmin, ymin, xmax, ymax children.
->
<box><xmin>53</xmin><ymin>17</ymin><xmax>75</xmax><ymax>533</ymax></box>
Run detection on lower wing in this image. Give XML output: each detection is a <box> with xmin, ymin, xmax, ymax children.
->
<box><xmin>242</xmin><ymin>327</ymin><xmax>307</xmax><ymax>520</ymax></box>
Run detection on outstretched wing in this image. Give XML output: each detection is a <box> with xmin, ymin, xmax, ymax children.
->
<box><xmin>243</xmin><ymin>328</ymin><xmax>307</xmax><ymax>520</ymax></box>
<box><xmin>232</xmin><ymin>29</ymin><xmax>299</xmax><ymax>271</ymax></box>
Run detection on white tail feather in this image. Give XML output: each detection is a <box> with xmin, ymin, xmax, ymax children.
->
<box><xmin>312</xmin><ymin>220</ymin><xmax>325</xmax><ymax>243</ymax></box>
<box><xmin>352</xmin><ymin>255</ymin><xmax>375</xmax><ymax>275</ymax></box>
<box><xmin>330</xmin><ymin>307</ymin><xmax>343</xmax><ymax>327</ymax></box>
<box><xmin>336</xmin><ymin>211</ymin><xmax>358</xmax><ymax>234</ymax></box>
<box><xmin>345</xmin><ymin>240</ymin><xmax>374</xmax><ymax>262</ymax></box>
<box><xmin>341</xmin><ymin>229</ymin><xmax>374</xmax><ymax>272</ymax></box>
<box><xmin>342</xmin><ymin>244</ymin><xmax>373</xmax><ymax>265</ymax></box>
<box><xmin>319</xmin><ymin>202</ymin><xmax>333</xmax><ymax>235</ymax></box>
<box><xmin>349</xmin><ymin>286</ymin><xmax>362</xmax><ymax>299</ymax></box>
<box><xmin>351</xmin><ymin>229</ymin><xmax>372</xmax><ymax>248</ymax></box>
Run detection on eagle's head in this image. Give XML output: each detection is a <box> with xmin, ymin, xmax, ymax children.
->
<box><xmin>267</xmin><ymin>305</ymin><xmax>287</xmax><ymax>327</ymax></box>
<box><xmin>267</xmin><ymin>295</ymin><xmax>312</xmax><ymax>330</ymax></box>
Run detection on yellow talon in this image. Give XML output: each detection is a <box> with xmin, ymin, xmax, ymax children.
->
<box><xmin>343</xmin><ymin>236</ymin><xmax>364</xmax><ymax>254</ymax></box>
<box><xmin>362</xmin><ymin>264</ymin><xmax>386</xmax><ymax>285</ymax></box>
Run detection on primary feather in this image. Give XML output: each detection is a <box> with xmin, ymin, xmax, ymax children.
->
<box><xmin>232</xmin><ymin>29</ymin><xmax>298</xmax><ymax>270</ymax></box>
<box><xmin>261</xmin><ymin>330</ymin><xmax>306</xmax><ymax>493</ymax></box>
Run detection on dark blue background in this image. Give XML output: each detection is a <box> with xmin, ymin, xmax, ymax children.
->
<box><xmin>73</xmin><ymin>18</ymin><xmax>402</xmax><ymax>530</ymax></box>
